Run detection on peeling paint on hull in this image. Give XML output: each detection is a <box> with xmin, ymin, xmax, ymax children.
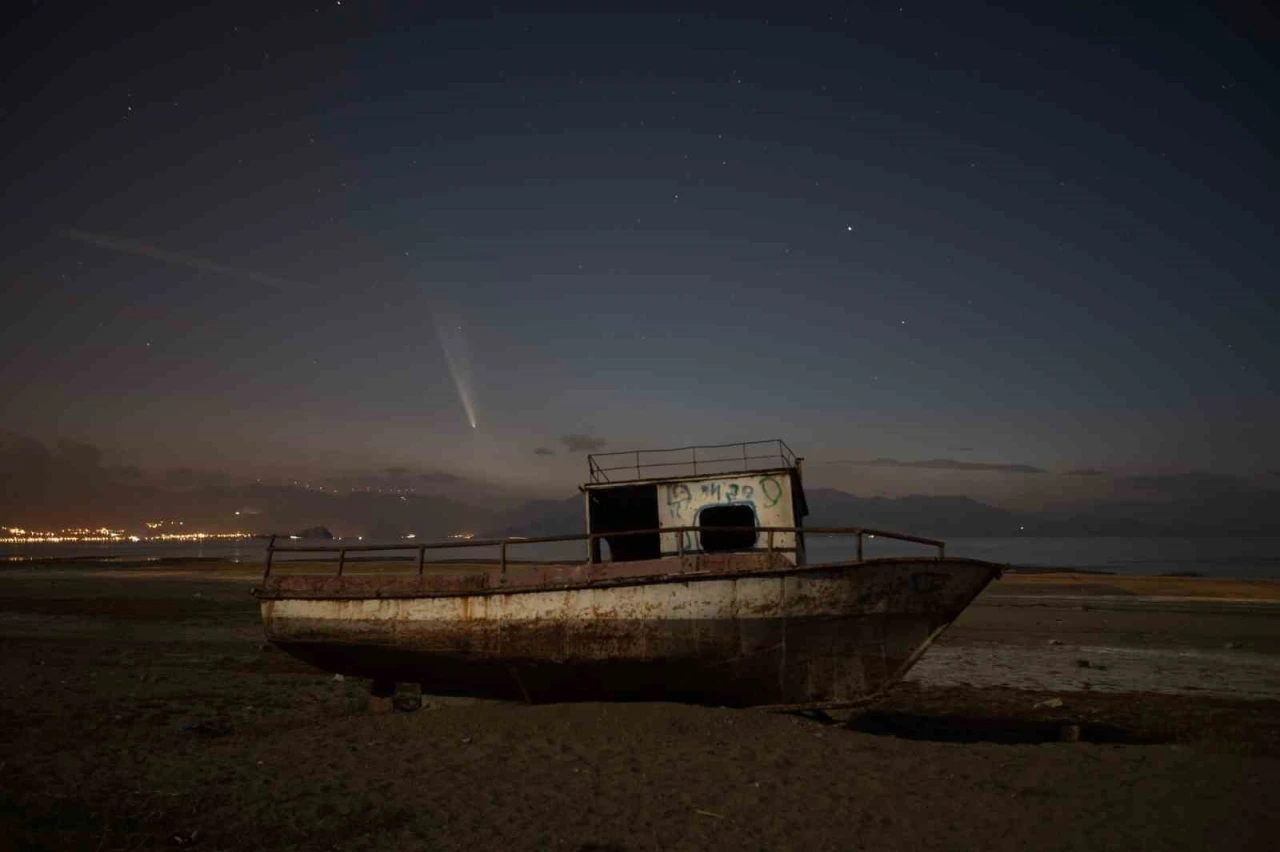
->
<box><xmin>258</xmin><ymin>557</ymin><xmax>1001</xmax><ymax>709</ymax></box>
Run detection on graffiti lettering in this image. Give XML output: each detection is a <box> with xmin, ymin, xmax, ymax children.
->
<box><xmin>665</xmin><ymin>483</ymin><xmax>693</xmax><ymax>519</ymax></box>
<box><xmin>662</xmin><ymin>475</ymin><xmax>791</xmax><ymax>554</ymax></box>
<box><xmin>758</xmin><ymin>475</ymin><xmax>783</xmax><ymax>508</ymax></box>
<box><xmin>678</xmin><ymin>478</ymin><xmax>777</xmax><ymax>514</ymax></box>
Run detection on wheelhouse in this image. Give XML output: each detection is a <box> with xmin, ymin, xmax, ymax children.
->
<box><xmin>583</xmin><ymin>440</ymin><xmax>809</xmax><ymax>565</ymax></box>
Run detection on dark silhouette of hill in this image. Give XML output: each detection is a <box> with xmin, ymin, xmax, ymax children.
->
<box><xmin>488</xmin><ymin>495</ymin><xmax>582</xmax><ymax>538</ymax></box>
<box><xmin>206</xmin><ymin>485</ymin><xmax>491</xmax><ymax>540</ymax></box>
<box><xmin>490</xmin><ymin>487</ymin><xmax>1280</xmax><ymax>539</ymax></box>
<box><xmin>804</xmin><ymin>489</ymin><xmax>1027</xmax><ymax>538</ymax></box>
<box><xmin>4</xmin><ymin>432</ymin><xmax>1279</xmax><ymax>538</ymax></box>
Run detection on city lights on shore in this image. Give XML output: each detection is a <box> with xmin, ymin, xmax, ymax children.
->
<box><xmin>1</xmin><ymin>526</ymin><xmax>128</xmax><ymax>543</ymax></box>
<box><xmin>1</xmin><ymin>525</ymin><xmax>254</xmax><ymax>545</ymax></box>
<box><xmin>136</xmin><ymin>531</ymin><xmax>253</xmax><ymax>542</ymax></box>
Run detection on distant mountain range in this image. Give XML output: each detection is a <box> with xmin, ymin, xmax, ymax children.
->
<box><xmin>4</xmin><ymin>433</ymin><xmax>1279</xmax><ymax>539</ymax></box>
<box><xmin>487</xmin><ymin>487</ymin><xmax>1280</xmax><ymax>540</ymax></box>
<box><xmin>7</xmin><ymin>431</ymin><xmax>1277</xmax><ymax>539</ymax></box>
<box><xmin>6</xmin><ymin>477</ymin><xmax>1280</xmax><ymax>539</ymax></box>
<box><xmin>798</xmin><ymin>488</ymin><xmax>1280</xmax><ymax>538</ymax></box>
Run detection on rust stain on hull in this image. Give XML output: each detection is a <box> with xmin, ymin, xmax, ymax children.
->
<box><xmin>256</xmin><ymin>557</ymin><xmax>1001</xmax><ymax>709</ymax></box>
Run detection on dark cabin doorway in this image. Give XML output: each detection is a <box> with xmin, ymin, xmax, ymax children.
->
<box><xmin>698</xmin><ymin>504</ymin><xmax>758</xmax><ymax>552</ymax></box>
<box><xmin>588</xmin><ymin>484</ymin><xmax>660</xmax><ymax>561</ymax></box>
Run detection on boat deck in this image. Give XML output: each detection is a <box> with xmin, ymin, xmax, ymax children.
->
<box><xmin>254</xmin><ymin>524</ymin><xmax>958</xmax><ymax>601</ymax></box>
<box><xmin>255</xmin><ymin>553</ymin><xmax>1003</xmax><ymax>600</ymax></box>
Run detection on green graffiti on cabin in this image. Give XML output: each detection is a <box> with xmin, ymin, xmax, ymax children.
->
<box><xmin>758</xmin><ymin>475</ymin><xmax>783</xmax><ymax>508</ymax></box>
<box><xmin>665</xmin><ymin>483</ymin><xmax>693</xmax><ymax>519</ymax></box>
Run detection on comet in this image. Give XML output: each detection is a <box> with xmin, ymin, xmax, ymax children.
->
<box><xmin>433</xmin><ymin>310</ymin><xmax>478</xmax><ymax>429</ymax></box>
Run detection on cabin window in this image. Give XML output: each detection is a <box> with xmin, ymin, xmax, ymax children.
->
<box><xmin>588</xmin><ymin>484</ymin><xmax>660</xmax><ymax>562</ymax></box>
<box><xmin>698</xmin><ymin>504</ymin><xmax>758</xmax><ymax>552</ymax></box>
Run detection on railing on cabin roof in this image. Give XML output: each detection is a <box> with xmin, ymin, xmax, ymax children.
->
<box><xmin>587</xmin><ymin>439</ymin><xmax>798</xmax><ymax>484</ymax></box>
<box><xmin>261</xmin><ymin>524</ymin><xmax>946</xmax><ymax>582</ymax></box>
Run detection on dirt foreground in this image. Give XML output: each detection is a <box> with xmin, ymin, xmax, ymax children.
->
<box><xmin>1</xmin><ymin>562</ymin><xmax>1278</xmax><ymax>851</ymax></box>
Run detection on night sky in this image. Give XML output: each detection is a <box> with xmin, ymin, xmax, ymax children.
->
<box><xmin>2</xmin><ymin>1</ymin><xmax>1277</xmax><ymax>506</ymax></box>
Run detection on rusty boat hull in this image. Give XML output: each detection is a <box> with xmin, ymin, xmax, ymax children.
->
<box><xmin>255</xmin><ymin>555</ymin><xmax>1002</xmax><ymax>710</ymax></box>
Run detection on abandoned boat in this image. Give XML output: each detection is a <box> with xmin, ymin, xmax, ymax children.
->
<box><xmin>253</xmin><ymin>440</ymin><xmax>1002</xmax><ymax>710</ymax></box>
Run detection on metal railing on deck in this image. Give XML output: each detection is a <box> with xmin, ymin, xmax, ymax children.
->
<box><xmin>262</xmin><ymin>524</ymin><xmax>945</xmax><ymax>582</ymax></box>
<box><xmin>587</xmin><ymin>439</ymin><xmax>797</xmax><ymax>484</ymax></box>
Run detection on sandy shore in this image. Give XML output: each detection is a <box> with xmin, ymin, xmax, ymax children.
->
<box><xmin>2</xmin><ymin>562</ymin><xmax>1278</xmax><ymax>850</ymax></box>
<box><xmin>913</xmin><ymin>571</ymin><xmax>1280</xmax><ymax>701</ymax></box>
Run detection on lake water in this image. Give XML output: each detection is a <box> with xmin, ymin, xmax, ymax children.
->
<box><xmin>3</xmin><ymin>536</ymin><xmax>1279</xmax><ymax>579</ymax></box>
